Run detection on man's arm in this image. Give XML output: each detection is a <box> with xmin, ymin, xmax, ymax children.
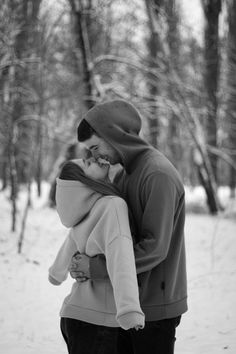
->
<box><xmin>69</xmin><ymin>253</ymin><xmax>108</xmax><ymax>281</ymax></box>
<box><xmin>133</xmin><ymin>172</ymin><xmax>178</xmax><ymax>274</ymax></box>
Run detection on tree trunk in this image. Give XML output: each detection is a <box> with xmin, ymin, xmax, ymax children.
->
<box><xmin>8</xmin><ymin>125</ymin><xmax>18</xmax><ymax>232</ymax></box>
<box><xmin>10</xmin><ymin>0</ymin><xmax>30</xmax><ymax>187</ymax></box>
<box><xmin>18</xmin><ymin>180</ymin><xmax>31</xmax><ymax>254</ymax></box>
<box><xmin>11</xmin><ymin>0</ymin><xmax>42</xmax><ymax>186</ymax></box>
<box><xmin>226</xmin><ymin>0</ymin><xmax>236</xmax><ymax>198</ymax></box>
<box><xmin>1</xmin><ymin>73</ymin><xmax>10</xmax><ymax>190</ymax></box>
<box><xmin>35</xmin><ymin>59</ymin><xmax>44</xmax><ymax>197</ymax></box>
<box><xmin>166</xmin><ymin>71</ymin><xmax>222</xmax><ymax>214</ymax></box>
<box><xmin>31</xmin><ymin>0</ymin><xmax>43</xmax><ymax>196</ymax></box>
<box><xmin>36</xmin><ymin>105</ymin><xmax>43</xmax><ymax>197</ymax></box>
<box><xmin>144</xmin><ymin>0</ymin><xmax>163</xmax><ymax>147</ymax></box>
<box><xmin>69</xmin><ymin>0</ymin><xmax>95</xmax><ymax>110</ymax></box>
<box><xmin>166</xmin><ymin>0</ymin><xmax>182</xmax><ymax>169</ymax></box>
<box><xmin>194</xmin><ymin>150</ymin><xmax>220</xmax><ymax>214</ymax></box>
<box><xmin>202</xmin><ymin>0</ymin><xmax>222</xmax><ymax>182</ymax></box>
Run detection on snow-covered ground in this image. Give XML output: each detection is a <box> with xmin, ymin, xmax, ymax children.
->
<box><xmin>0</xmin><ymin>184</ymin><xmax>236</xmax><ymax>354</ymax></box>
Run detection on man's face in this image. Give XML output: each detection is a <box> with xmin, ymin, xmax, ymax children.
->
<box><xmin>83</xmin><ymin>134</ymin><xmax>121</xmax><ymax>165</ymax></box>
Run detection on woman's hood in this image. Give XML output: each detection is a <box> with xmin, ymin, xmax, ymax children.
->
<box><xmin>83</xmin><ymin>100</ymin><xmax>151</xmax><ymax>173</ymax></box>
<box><xmin>56</xmin><ymin>178</ymin><xmax>102</xmax><ymax>228</ymax></box>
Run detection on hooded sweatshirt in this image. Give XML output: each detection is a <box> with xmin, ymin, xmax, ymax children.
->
<box><xmin>48</xmin><ymin>178</ymin><xmax>145</xmax><ymax>330</ymax></box>
<box><xmin>82</xmin><ymin>99</ymin><xmax>188</xmax><ymax>321</ymax></box>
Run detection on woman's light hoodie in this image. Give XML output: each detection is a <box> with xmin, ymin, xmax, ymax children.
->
<box><xmin>48</xmin><ymin>178</ymin><xmax>145</xmax><ymax>330</ymax></box>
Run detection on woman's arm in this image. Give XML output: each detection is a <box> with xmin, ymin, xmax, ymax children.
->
<box><xmin>103</xmin><ymin>198</ymin><xmax>145</xmax><ymax>330</ymax></box>
<box><xmin>49</xmin><ymin>230</ymin><xmax>77</xmax><ymax>285</ymax></box>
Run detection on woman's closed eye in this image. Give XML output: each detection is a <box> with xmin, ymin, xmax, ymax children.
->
<box><xmin>85</xmin><ymin>157</ymin><xmax>96</xmax><ymax>167</ymax></box>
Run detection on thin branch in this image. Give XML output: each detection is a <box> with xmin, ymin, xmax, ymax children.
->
<box><xmin>0</xmin><ymin>58</ymin><xmax>41</xmax><ymax>71</ymax></box>
<box><xmin>207</xmin><ymin>145</ymin><xmax>236</xmax><ymax>170</ymax></box>
<box><xmin>91</xmin><ymin>54</ymin><xmax>160</xmax><ymax>77</ymax></box>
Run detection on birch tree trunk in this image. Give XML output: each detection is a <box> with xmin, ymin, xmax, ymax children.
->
<box><xmin>69</xmin><ymin>0</ymin><xmax>95</xmax><ymax>110</ymax></box>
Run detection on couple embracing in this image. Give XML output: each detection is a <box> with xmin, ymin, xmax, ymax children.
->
<box><xmin>49</xmin><ymin>99</ymin><xmax>187</xmax><ymax>354</ymax></box>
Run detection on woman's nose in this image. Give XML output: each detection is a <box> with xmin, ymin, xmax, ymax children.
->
<box><xmin>88</xmin><ymin>157</ymin><xmax>96</xmax><ymax>163</ymax></box>
<box><xmin>84</xmin><ymin>149</ymin><xmax>92</xmax><ymax>159</ymax></box>
<box><xmin>92</xmin><ymin>151</ymin><xmax>99</xmax><ymax>159</ymax></box>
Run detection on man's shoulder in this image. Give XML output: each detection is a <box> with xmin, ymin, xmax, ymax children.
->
<box><xmin>134</xmin><ymin>150</ymin><xmax>184</xmax><ymax>194</ymax></box>
<box><xmin>142</xmin><ymin>150</ymin><xmax>180</xmax><ymax>177</ymax></box>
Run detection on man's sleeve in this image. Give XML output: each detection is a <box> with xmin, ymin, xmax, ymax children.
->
<box><xmin>89</xmin><ymin>254</ymin><xmax>108</xmax><ymax>279</ymax></box>
<box><xmin>133</xmin><ymin>172</ymin><xmax>177</xmax><ymax>274</ymax></box>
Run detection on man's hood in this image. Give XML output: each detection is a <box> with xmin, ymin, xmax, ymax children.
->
<box><xmin>56</xmin><ymin>178</ymin><xmax>101</xmax><ymax>228</ymax></box>
<box><xmin>83</xmin><ymin>100</ymin><xmax>151</xmax><ymax>172</ymax></box>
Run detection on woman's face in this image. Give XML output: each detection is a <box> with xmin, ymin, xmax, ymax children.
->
<box><xmin>75</xmin><ymin>158</ymin><xmax>110</xmax><ymax>181</ymax></box>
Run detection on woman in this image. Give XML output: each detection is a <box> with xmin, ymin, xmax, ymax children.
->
<box><xmin>48</xmin><ymin>158</ymin><xmax>144</xmax><ymax>354</ymax></box>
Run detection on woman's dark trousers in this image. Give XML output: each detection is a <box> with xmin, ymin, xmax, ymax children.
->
<box><xmin>60</xmin><ymin>317</ymin><xmax>118</xmax><ymax>354</ymax></box>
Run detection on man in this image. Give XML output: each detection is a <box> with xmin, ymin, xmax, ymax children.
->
<box><xmin>70</xmin><ymin>99</ymin><xmax>187</xmax><ymax>354</ymax></box>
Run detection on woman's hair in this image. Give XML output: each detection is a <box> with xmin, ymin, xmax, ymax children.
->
<box><xmin>59</xmin><ymin>161</ymin><xmax>122</xmax><ymax>198</ymax></box>
<box><xmin>59</xmin><ymin>161</ymin><xmax>137</xmax><ymax>237</ymax></box>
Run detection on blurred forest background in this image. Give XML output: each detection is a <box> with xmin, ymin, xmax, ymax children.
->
<box><xmin>0</xmin><ymin>0</ymin><xmax>236</xmax><ymax>234</ymax></box>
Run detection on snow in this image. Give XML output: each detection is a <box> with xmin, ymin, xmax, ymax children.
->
<box><xmin>0</xmin><ymin>184</ymin><xmax>236</xmax><ymax>354</ymax></box>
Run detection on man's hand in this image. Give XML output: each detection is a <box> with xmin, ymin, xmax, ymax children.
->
<box><xmin>69</xmin><ymin>252</ymin><xmax>91</xmax><ymax>282</ymax></box>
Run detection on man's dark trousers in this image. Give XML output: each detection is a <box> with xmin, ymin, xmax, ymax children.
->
<box><xmin>117</xmin><ymin>316</ymin><xmax>181</xmax><ymax>354</ymax></box>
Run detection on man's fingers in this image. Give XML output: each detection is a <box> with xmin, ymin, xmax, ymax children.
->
<box><xmin>76</xmin><ymin>277</ymin><xmax>88</xmax><ymax>283</ymax></box>
<box><xmin>70</xmin><ymin>271</ymin><xmax>77</xmax><ymax>279</ymax></box>
<box><xmin>72</xmin><ymin>253</ymin><xmax>84</xmax><ymax>261</ymax></box>
<box><xmin>69</xmin><ymin>254</ymin><xmax>91</xmax><ymax>279</ymax></box>
<box><xmin>69</xmin><ymin>264</ymin><xmax>79</xmax><ymax>271</ymax></box>
<box><xmin>70</xmin><ymin>271</ymin><xmax>85</xmax><ymax>278</ymax></box>
<box><xmin>70</xmin><ymin>271</ymin><xmax>82</xmax><ymax>278</ymax></box>
<box><xmin>70</xmin><ymin>260</ymin><xmax>81</xmax><ymax>267</ymax></box>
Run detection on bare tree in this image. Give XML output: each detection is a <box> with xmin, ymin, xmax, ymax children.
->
<box><xmin>0</xmin><ymin>0</ymin><xmax>42</xmax><ymax>230</ymax></box>
<box><xmin>165</xmin><ymin>0</ymin><xmax>182</xmax><ymax>170</ymax></box>
<box><xmin>202</xmin><ymin>0</ymin><xmax>222</xmax><ymax>182</ymax></box>
<box><xmin>144</xmin><ymin>0</ymin><xmax>164</xmax><ymax>147</ymax></box>
<box><xmin>226</xmin><ymin>0</ymin><xmax>236</xmax><ymax>197</ymax></box>
<box><xmin>69</xmin><ymin>0</ymin><xmax>96</xmax><ymax>110</ymax></box>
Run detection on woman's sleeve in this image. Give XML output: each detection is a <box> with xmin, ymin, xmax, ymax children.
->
<box><xmin>48</xmin><ymin>230</ymin><xmax>77</xmax><ymax>285</ymax></box>
<box><xmin>104</xmin><ymin>198</ymin><xmax>145</xmax><ymax>330</ymax></box>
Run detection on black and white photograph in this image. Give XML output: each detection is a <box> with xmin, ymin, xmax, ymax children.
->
<box><xmin>0</xmin><ymin>0</ymin><xmax>235</xmax><ymax>353</ymax></box>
